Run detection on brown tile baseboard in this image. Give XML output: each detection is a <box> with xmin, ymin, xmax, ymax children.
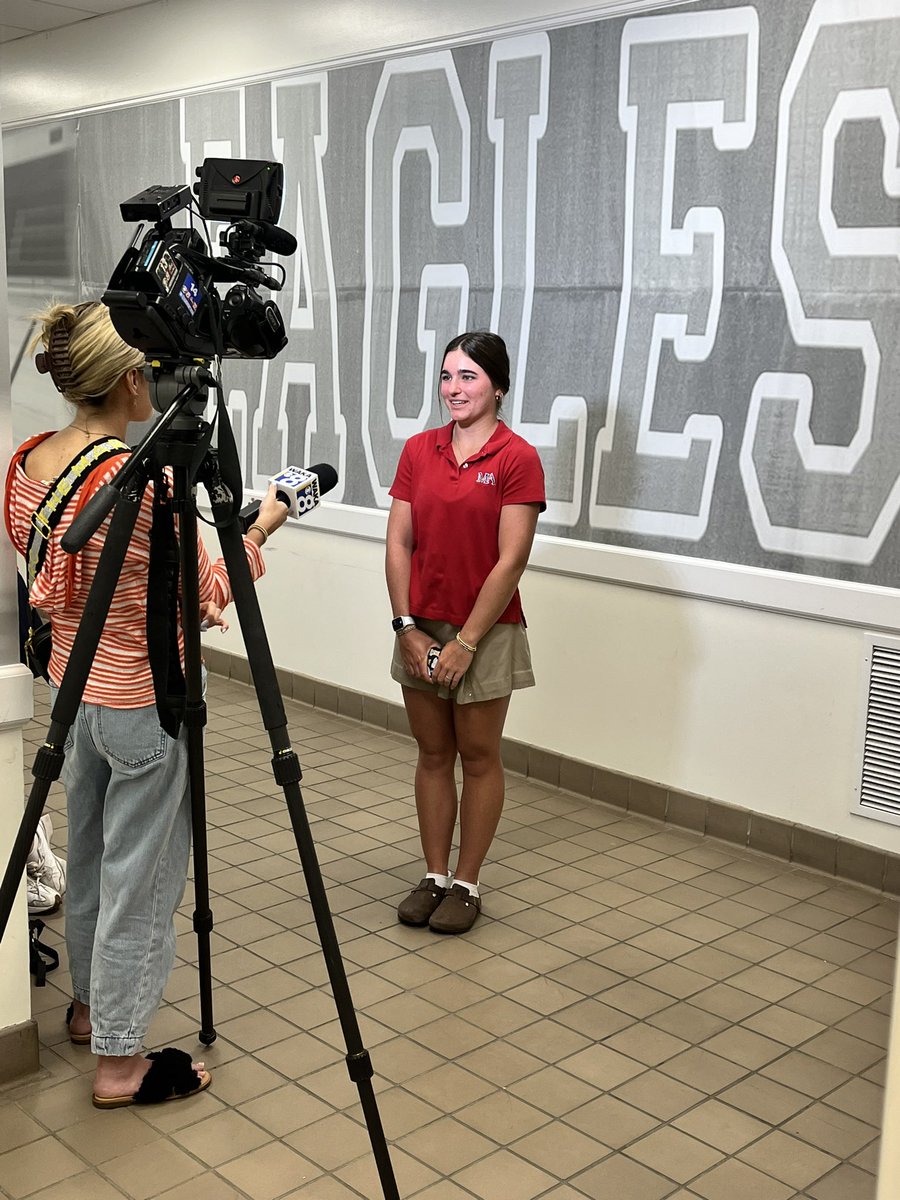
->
<box><xmin>0</xmin><ymin>1020</ymin><xmax>40</xmax><ymax>1087</ymax></box>
<box><xmin>204</xmin><ymin>649</ymin><xmax>900</xmax><ymax>899</ymax></box>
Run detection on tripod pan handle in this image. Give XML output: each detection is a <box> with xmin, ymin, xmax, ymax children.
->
<box><xmin>62</xmin><ymin>484</ymin><xmax>119</xmax><ymax>554</ymax></box>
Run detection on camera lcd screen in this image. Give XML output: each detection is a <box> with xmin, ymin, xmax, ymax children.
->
<box><xmin>179</xmin><ymin>274</ymin><xmax>201</xmax><ymax>315</ymax></box>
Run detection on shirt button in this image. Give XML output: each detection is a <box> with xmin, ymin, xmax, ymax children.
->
<box><xmin>462</xmin><ymin>463</ymin><xmax>469</xmax><ymax>469</ymax></box>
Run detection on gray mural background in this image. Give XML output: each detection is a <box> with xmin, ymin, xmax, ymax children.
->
<box><xmin>4</xmin><ymin>0</ymin><xmax>900</xmax><ymax>585</ymax></box>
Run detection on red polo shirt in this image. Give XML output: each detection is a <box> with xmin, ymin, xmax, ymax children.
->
<box><xmin>390</xmin><ymin>421</ymin><xmax>546</xmax><ymax>625</ymax></box>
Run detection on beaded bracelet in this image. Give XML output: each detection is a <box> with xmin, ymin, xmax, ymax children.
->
<box><xmin>455</xmin><ymin>632</ymin><xmax>477</xmax><ymax>653</ymax></box>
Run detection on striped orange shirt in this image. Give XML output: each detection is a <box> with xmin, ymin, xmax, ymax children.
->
<box><xmin>7</xmin><ymin>445</ymin><xmax>264</xmax><ymax>707</ymax></box>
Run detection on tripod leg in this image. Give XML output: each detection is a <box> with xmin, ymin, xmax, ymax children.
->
<box><xmin>172</xmin><ymin>473</ymin><xmax>217</xmax><ymax>1046</ymax></box>
<box><xmin>207</xmin><ymin>493</ymin><xmax>400</xmax><ymax>1200</ymax></box>
<box><xmin>0</xmin><ymin>480</ymin><xmax>146</xmax><ymax>944</ymax></box>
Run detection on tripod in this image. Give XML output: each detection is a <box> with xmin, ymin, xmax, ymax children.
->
<box><xmin>0</xmin><ymin>368</ymin><xmax>400</xmax><ymax>1199</ymax></box>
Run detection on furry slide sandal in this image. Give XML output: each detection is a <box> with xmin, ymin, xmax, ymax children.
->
<box><xmin>65</xmin><ymin>1003</ymin><xmax>92</xmax><ymax>1046</ymax></box>
<box><xmin>92</xmin><ymin>1048</ymin><xmax>212</xmax><ymax>1109</ymax></box>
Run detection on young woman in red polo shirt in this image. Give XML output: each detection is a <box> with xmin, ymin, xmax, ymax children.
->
<box><xmin>386</xmin><ymin>331</ymin><xmax>545</xmax><ymax>934</ymax></box>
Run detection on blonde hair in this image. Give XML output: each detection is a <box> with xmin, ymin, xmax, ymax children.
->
<box><xmin>31</xmin><ymin>301</ymin><xmax>145</xmax><ymax>406</ymax></box>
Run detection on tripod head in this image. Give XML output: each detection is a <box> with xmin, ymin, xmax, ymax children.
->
<box><xmin>145</xmin><ymin>359</ymin><xmax>216</xmax><ymax>418</ymax></box>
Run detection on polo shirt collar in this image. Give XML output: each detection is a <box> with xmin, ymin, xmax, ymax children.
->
<box><xmin>435</xmin><ymin>420</ymin><xmax>513</xmax><ymax>462</ymax></box>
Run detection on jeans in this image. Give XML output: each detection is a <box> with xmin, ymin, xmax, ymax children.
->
<box><xmin>52</xmin><ymin>690</ymin><xmax>191</xmax><ymax>1056</ymax></box>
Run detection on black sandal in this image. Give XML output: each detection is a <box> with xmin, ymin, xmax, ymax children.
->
<box><xmin>92</xmin><ymin>1047</ymin><xmax>211</xmax><ymax>1109</ymax></box>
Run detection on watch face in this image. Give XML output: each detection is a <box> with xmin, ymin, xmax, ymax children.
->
<box><xmin>391</xmin><ymin>617</ymin><xmax>404</xmax><ymax>631</ymax></box>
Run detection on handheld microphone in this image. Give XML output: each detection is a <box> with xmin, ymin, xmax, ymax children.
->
<box><xmin>239</xmin><ymin>463</ymin><xmax>338</xmax><ymax>530</ymax></box>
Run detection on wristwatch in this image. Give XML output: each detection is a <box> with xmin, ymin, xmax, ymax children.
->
<box><xmin>391</xmin><ymin>615</ymin><xmax>416</xmax><ymax>634</ymax></box>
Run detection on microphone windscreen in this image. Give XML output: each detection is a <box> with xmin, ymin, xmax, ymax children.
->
<box><xmin>309</xmin><ymin>463</ymin><xmax>338</xmax><ymax>496</ymax></box>
<box><xmin>258</xmin><ymin>222</ymin><xmax>298</xmax><ymax>256</ymax></box>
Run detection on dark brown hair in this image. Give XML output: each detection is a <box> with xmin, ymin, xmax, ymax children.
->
<box><xmin>442</xmin><ymin>330</ymin><xmax>510</xmax><ymax>405</ymax></box>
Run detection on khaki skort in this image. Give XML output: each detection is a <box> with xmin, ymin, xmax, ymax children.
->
<box><xmin>391</xmin><ymin>618</ymin><xmax>535</xmax><ymax>705</ymax></box>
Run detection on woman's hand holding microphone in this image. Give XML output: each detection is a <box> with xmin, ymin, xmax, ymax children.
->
<box><xmin>246</xmin><ymin>483</ymin><xmax>290</xmax><ymax>546</ymax></box>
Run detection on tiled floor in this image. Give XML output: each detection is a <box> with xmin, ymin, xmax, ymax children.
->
<box><xmin>1</xmin><ymin>674</ymin><xmax>896</xmax><ymax>1200</ymax></box>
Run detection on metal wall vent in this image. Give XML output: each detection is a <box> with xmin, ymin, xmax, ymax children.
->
<box><xmin>856</xmin><ymin>635</ymin><xmax>900</xmax><ymax>825</ymax></box>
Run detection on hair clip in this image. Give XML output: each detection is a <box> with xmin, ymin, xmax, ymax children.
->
<box><xmin>36</xmin><ymin>320</ymin><xmax>75</xmax><ymax>394</ymax></box>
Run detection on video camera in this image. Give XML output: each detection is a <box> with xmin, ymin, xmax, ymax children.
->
<box><xmin>103</xmin><ymin>158</ymin><xmax>296</xmax><ymax>362</ymax></box>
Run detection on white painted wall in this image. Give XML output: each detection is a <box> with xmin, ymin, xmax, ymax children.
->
<box><xmin>0</xmin><ymin>103</ymin><xmax>37</xmax><ymax>1044</ymax></box>
<box><xmin>3</xmin><ymin>0</ymin><xmax>900</xmax><ymax>867</ymax></box>
<box><xmin>206</xmin><ymin>519</ymin><xmax>890</xmax><ymax>848</ymax></box>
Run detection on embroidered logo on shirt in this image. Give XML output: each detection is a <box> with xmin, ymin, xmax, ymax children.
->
<box><xmin>476</xmin><ymin>471</ymin><xmax>496</xmax><ymax>486</ymax></box>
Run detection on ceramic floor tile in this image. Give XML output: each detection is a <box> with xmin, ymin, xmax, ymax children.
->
<box><xmin>784</xmin><ymin>1102</ymin><xmax>879</xmax><ymax>1159</ymax></box>
<box><xmin>571</xmin><ymin>1152</ymin><xmax>676</xmax><ymax>1200</ymax></box>
<box><xmin>451</xmin><ymin>1148</ymin><xmax>557</xmax><ymax>1200</ymax></box>
<box><xmin>804</xmin><ymin>1162</ymin><xmax>878</xmax><ymax>1200</ymax></box>
<box><xmin>512</xmin><ymin>1119</ymin><xmax>609</xmax><ymax>1175</ymax></box>
<box><xmin>24</xmin><ymin>1172</ymin><xmax>131</xmax><ymax>1200</ymax></box>
<box><xmin>647</xmin><ymin>1001</ymin><xmax>731</xmax><ymax>1045</ymax></box>
<box><xmin>660</xmin><ymin>1045</ymin><xmax>748</xmax><ymax>1093</ymax></box>
<box><xmin>455</xmin><ymin>1039</ymin><xmax>545</xmax><ymax>1087</ymax></box>
<box><xmin>286</xmin><ymin>1104</ymin><xmax>374</xmax><ymax>1171</ymax></box>
<box><xmin>217</xmin><ymin>1140</ymin><xmax>323</xmax><ymax>1199</ymax></box>
<box><xmin>737</xmin><ymin>1128</ymin><xmax>840</xmax><ymax>1190</ymax></box>
<box><xmin>0</xmin><ymin>1137</ymin><xmax>88</xmax><ymax>1198</ymax></box>
<box><xmin>760</xmin><ymin>1049</ymin><xmax>851</xmax><ymax>1099</ymax></box>
<box><xmin>613</xmin><ymin>1070</ymin><xmax>706</xmax><ymax>1121</ymax></box>
<box><xmin>741</xmin><ymin>1003</ymin><xmax>826</xmax><ymax>1047</ymax></box>
<box><xmin>170</xmin><ymin>1109</ymin><xmax>273</xmax><ymax>1167</ymax></box>
<box><xmin>717</xmin><ymin>1074</ymin><xmax>811</xmax><ymax>1124</ymax></box>
<box><xmin>825</xmin><ymin>1077</ymin><xmax>886</xmax><ymax>1126</ymax></box>
<box><xmin>0</xmin><ymin>1107</ymin><xmax>48</xmax><ymax>1154</ymax></box>
<box><xmin>508</xmin><ymin>1064</ymin><xmax>599</xmax><ymax>1117</ymax></box>
<box><xmin>801</xmin><ymin>1029</ymin><xmax>885</xmax><ymax>1074</ymax></box>
<box><xmin>505</xmin><ymin>1017</ymin><xmax>592</xmax><ymax>1067</ymax></box>
<box><xmin>671</xmin><ymin>1097</ymin><xmax>769</xmax><ymax>1153</ymax></box>
<box><xmin>603</xmin><ymin>1021</ymin><xmax>691</xmax><ymax>1067</ymax></box>
<box><xmin>624</xmin><ymin>1124</ymin><xmax>725</xmax><ymax>1184</ymax></box>
<box><xmin>101</xmin><ymin>1140</ymin><xmax>207</xmax><ymax>1200</ymax></box>
<box><xmin>691</xmin><ymin>1162</ymin><xmax>794</xmax><ymax>1200</ymax></box>
<box><xmin>55</xmin><ymin>1110</ymin><xmax>160</xmax><ymax>1164</ymax></box>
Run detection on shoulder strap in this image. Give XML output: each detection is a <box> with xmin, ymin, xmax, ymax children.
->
<box><xmin>25</xmin><ymin>437</ymin><xmax>129</xmax><ymax>590</ymax></box>
<box><xmin>4</xmin><ymin>432</ymin><xmax>53</xmax><ymax>547</ymax></box>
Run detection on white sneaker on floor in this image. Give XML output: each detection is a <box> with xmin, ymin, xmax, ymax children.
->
<box><xmin>27</xmin><ymin>874</ymin><xmax>61</xmax><ymax>917</ymax></box>
<box><xmin>26</xmin><ymin>814</ymin><xmax>66</xmax><ymax>897</ymax></box>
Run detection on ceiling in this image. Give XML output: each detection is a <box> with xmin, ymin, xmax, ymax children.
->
<box><xmin>0</xmin><ymin>0</ymin><xmax>155</xmax><ymax>45</ymax></box>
